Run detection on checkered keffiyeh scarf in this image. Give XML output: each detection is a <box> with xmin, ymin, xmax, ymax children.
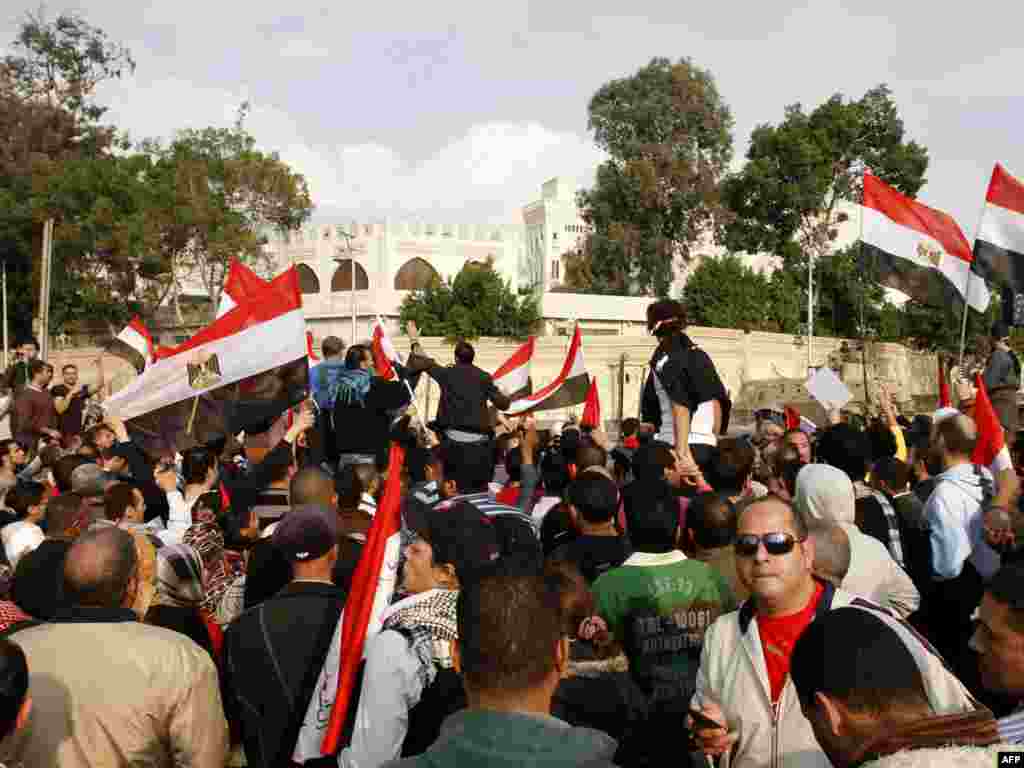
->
<box><xmin>183</xmin><ymin>521</ymin><xmax>235</xmax><ymax>618</ymax></box>
<box><xmin>382</xmin><ymin>589</ymin><xmax>459</xmax><ymax>690</ymax></box>
<box><xmin>856</xmin><ymin>481</ymin><xmax>905</xmax><ymax>567</ymax></box>
<box><xmin>155</xmin><ymin>544</ymin><xmax>205</xmax><ymax>609</ymax></box>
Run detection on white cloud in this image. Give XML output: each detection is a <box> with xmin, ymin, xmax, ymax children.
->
<box><xmin>98</xmin><ymin>77</ymin><xmax>604</xmax><ymax>224</ymax></box>
<box><xmin>277</xmin><ymin>39</ymin><xmax>331</xmax><ymax>60</ymax></box>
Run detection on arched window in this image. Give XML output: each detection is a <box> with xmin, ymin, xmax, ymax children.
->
<box><xmin>296</xmin><ymin>264</ymin><xmax>320</xmax><ymax>294</ymax></box>
<box><xmin>331</xmin><ymin>260</ymin><xmax>369</xmax><ymax>291</ymax></box>
<box><xmin>394</xmin><ymin>258</ymin><xmax>441</xmax><ymax>291</ymax></box>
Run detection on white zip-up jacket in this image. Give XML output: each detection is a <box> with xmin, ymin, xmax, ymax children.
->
<box><xmin>693</xmin><ymin>584</ymin><xmax>977</xmax><ymax>768</ymax></box>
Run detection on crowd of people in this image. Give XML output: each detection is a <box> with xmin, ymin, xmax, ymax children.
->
<box><xmin>0</xmin><ymin>303</ymin><xmax>1020</xmax><ymax>767</ymax></box>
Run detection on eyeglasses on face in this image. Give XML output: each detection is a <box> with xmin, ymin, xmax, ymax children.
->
<box><xmin>735</xmin><ymin>532</ymin><xmax>803</xmax><ymax>557</ymax></box>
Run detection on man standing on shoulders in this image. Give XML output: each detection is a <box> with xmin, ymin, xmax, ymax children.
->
<box><xmin>12</xmin><ymin>360</ymin><xmax>60</xmax><ymax>452</ymax></box>
<box><xmin>310</xmin><ymin>335</ymin><xmax>346</xmax><ymax>466</ymax></box>
<box><xmin>383</xmin><ymin>562</ymin><xmax>618</xmax><ymax>768</ymax></box>
<box><xmin>407</xmin><ymin>338</ymin><xmax>511</xmax><ymax>491</ymax></box>
<box><xmin>641</xmin><ymin>299</ymin><xmax>730</xmax><ymax>476</ymax></box>
<box><xmin>6</xmin><ymin>527</ymin><xmax>227</xmax><ymax>767</ymax></box>
<box><xmin>223</xmin><ymin>505</ymin><xmax>346</xmax><ymax>768</ymax></box>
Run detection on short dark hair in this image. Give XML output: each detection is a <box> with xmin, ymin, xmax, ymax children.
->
<box><xmin>575</xmin><ymin>439</ymin><xmax>607</xmax><ymax>472</ymax></box>
<box><xmin>790</xmin><ymin>607</ymin><xmax>930</xmax><ymax>715</ymax></box>
<box><xmin>568</xmin><ymin>473</ymin><xmax>618</xmax><ymax>524</ymax></box>
<box><xmin>27</xmin><ymin>359</ymin><xmax>47</xmax><ymax>380</ymax></box>
<box><xmin>442</xmin><ymin>445</ymin><xmax>492</xmax><ymax>495</ymax></box>
<box><xmin>867</xmin><ymin>420</ymin><xmax>898</xmax><ymax>462</ymax></box>
<box><xmin>738</xmin><ymin>495</ymin><xmax>808</xmax><ymax>541</ymax></box>
<box><xmin>52</xmin><ymin>455</ymin><xmax>89</xmax><ymax>493</ymax></box>
<box><xmin>873</xmin><ymin>457</ymin><xmax>910</xmax><ymax>493</ymax></box>
<box><xmin>16</xmin><ymin>338</ymin><xmax>38</xmax><ymax>351</ymax></box>
<box><xmin>816</xmin><ymin>424</ymin><xmax>872</xmax><ymax>482</ymax></box>
<box><xmin>933</xmin><ymin>414</ymin><xmax>978</xmax><ymax>459</ymax></box>
<box><xmin>620</xmin><ymin>418</ymin><xmax>640</xmax><ymax>438</ymax></box>
<box><xmin>63</xmin><ymin>527</ymin><xmax>138</xmax><ymax>608</ymax></box>
<box><xmin>181</xmin><ymin>447</ymin><xmax>216</xmax><ymax>486</ymax></box>
<box><xmin>457</xmin><ymin>561</ymin><xmax>562</xmax><ymax>696</ymax></box>
<box><xmin>986</xmin><ymin>564</ymin><xmax>1024</xmax><ymax>630</ymax></box>
<box><xmin>633</xmin><ymin>441</ymin><xmax>676</xmax><ymax>480</ymax></box>
<box><xmin>290</xmin><ymin>466</ymin><xmax>336</xmax><ymax>508</ymax></box>
<box><xmin>61</xmin><ymin>363</ymin><xmax>77</xmax><ymax>374</ymax></box>
<box><xmin>540</xmin><ymin>451</ymin><xmax>570</xmax><ymax>497</ymax></box>
<box><xmin>336</xmin><ymin>463</ymin><xmax>378</xmax><ymax>510</ymax></box>
<box><xmin>321</xmin><ymin>336</ymin><xmax>345</xmax><ymax>358</ymax></box>
<box><xmin>7</xmin><ymin>481</ymin><xmax>46</xmax><ymax>520</ymax></box>
<box><xmin>625</xmin><ymin>485</ymin><xmax>679</xmax><ymax>553</ymax></box>
<box><xmin>47</xmin><ymin>492</ymin><xmax>84</xmax><ymax>534</ymax></box>
<box><xmin>0</xmin><ymin>639</ymin><xmax>28</xmax><ymax>742</ymax></box>
<box><xmin>686</xmin><ymin>492</ymin><xmax>737</xmax><ymax>550</ymax></box>
<box><xmin>104</xmin><ymin>482</ymin><xmax>139</xmax><ymax>522</ymax></box>
<box><xmin>345</xmin><ymin>344</ymin><xmax>369</xmax><ymax>370</ymax></box>
<box><xmin>454</xmin><ymin>340</ymin><xmax>475</xmax><ymax>365</ymax></box>
<box><xmin>704</xmin><ymin>437</ymin><xmax>755</xmax><ymax>494</ymax></box>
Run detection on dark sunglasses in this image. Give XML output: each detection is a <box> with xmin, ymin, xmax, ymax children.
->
<box><xmin>735</xmin><ymin>532</ymin><xmax>803</xmax><ymax>557</ymax></box>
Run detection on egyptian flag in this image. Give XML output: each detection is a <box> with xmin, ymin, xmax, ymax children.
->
<box><xmin>107</xmin><ymin>317</ymin><xmax>154</xmax><ymax>373</ymax></box>
<box><xmin>580</xmin><ymin>375</ymin><xmax>601</xmax><ymax>428</ymax></box>
<box><xmin>216</xmin><ymin>259</ymin><xmax>269</xmax><ymax>319</ymax></box>
<box><xmin>861</xmin><ymin>174</ymin><xmax>990</xmax><ymax>313</ymax></box>
<box><xmin>105</xmin><ymin>268</ymin><xmax>308</xmax><ymax>453</ymax></box>
<box><xmin>973</xmin><ymin>164</ymin><xmax>1024</xmax><ymax>325</ymax></box>
<box><xmin>292</xmin><ymin>441</ymin><xmax>406</xmax><ymax>761</ymax></box>
<box><xmin>973</xmin><ymin>375</ymin><xmax>1013</xmax><ymax>473</ymax></box>
<box><xmin>784</xmin><ymin>404</ymin><xmax>816</xmax><ymax>435</ymax></box>
<box><xmin>371</xmin><ymin>320</ymin><xmax>400</xmax><ymax>381</ymax></box>
<box><xmin>492</xmin><ymin>337</ymin><xmax>534</xmax><ymax>400</ymax></box>
<box><xmin>505</xmin><ymin>325</ymin><xmax>590</xmax><ymax>414</ymax></box>
<box><xmin>306</xmin><ymin>330</ymin><xmax>320</xmax><ymax>363</ymax></box>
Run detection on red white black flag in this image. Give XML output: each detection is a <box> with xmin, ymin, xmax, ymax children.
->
<box><xmin>973</xmin><ymin>164</ymin><xmax>1024</xmax><ymax>324</ymax></box>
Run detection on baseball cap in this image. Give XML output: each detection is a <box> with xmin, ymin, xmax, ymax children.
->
<box><xmin>272</xmin><ymin>504</ymin><xmax>338</xmax><ymax>562</ymax></box>
<box><xmin>409</xmin><ymin>501</ymin><xmax>499</xmax><ymax>583</ymax></box>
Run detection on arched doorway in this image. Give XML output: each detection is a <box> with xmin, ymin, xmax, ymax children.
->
<box><xmin>331</xmin><ymin>260</ymin><xmax>369</xmax><ymax>291</ymax></box>
<box><xmin>295</xmin><ymin>263</ymin><xmax>320</xmax><ymax>294</ymax></box>
<box><xmin>394</xmin><ymin>258</ymin><xmax>441</xmax><ymax>291</ymax></box>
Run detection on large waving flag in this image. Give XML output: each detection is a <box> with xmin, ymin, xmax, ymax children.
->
<box><xmin>861</xmin><ymin>174</ymin><xmax>990</xmax><ymax>313</ymax></box>
<box><xmin>293</xmin><ymin>441</ymin><xmax>406</xmax><ymax>761</ymax></box>
<box><xmin>973</xmin><ymin>164</ymin><xmax>1024</xmax><ymax>325</ymax></box>
<box><xmin>107</xmin><ymin>317</ymin><xmax>154</xmax><ymax>373</ymax></box>
<box><xmin>973</xmin><ymin>375</ymin><xmax>1013</xmax><ymax>474</ymax></box>
<box><xmin>492</xmin><ymin>337</ymin><xmax>534</xmax><ymax>400</ymax></box>
<box><xmin>216</xmin><ymin>259</ymin><xmax>269</xmax><ymax>319</ymax></box>
<box><xmin>505</xmin><ymin>325</ymin><xmax>590</xmax><ymax>415</ymax></box>
<box><xmin>106</xmin><ymin>268</ymin><xmax>307</xmax><ymax>421</ymax></box>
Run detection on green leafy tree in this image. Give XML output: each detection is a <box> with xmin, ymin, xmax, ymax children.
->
<box><xmin>682</xmin><ymin>254</ymin><xmax>772</xmax><ymax>330</ymax></box>
<box><xmin>722</xmin><ymin>85</ymin><xmax>928</xmax><ymax>341</ymax></box>
<box><xmin>564</xmin><ymin>57</ymin><xmax>734</xmax><ymax>296</ymax></box>
<box><xmin>399</xmin><ymin>260</ymin><xmax>539</xmax><ymax>341</ymax></box>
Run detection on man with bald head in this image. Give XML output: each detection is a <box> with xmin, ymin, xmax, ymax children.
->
<box><xmin>690</xmin><ymin>496</ymin><xmax>888</xmax><ymax>768</ymax></box>
<box><xmin>3</xmin><ymin>527</ymin><xmax>227</xmax><ymax>767</ymax></box>
<box><xmin>808</xmin><ymin>522</ymin><xmax>850</xmax><ymax>588</ymax></box>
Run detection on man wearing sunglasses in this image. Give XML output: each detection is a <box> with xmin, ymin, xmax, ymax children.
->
<box><xmin>690</xmin><ymin>496</ymin><xmax>880</xmax><ymax>768</ymax></box>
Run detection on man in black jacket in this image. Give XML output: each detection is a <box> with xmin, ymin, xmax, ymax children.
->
<box><xmin>333</xmin><ymin>344</ymin><xmax>420</xmax><ymax>471</ymax></box>
<box><xmin>223</xmin><ymin>504</ymin><xmax>345</xmax><ymax>768</ymax></box>
<box><xmin>407</xmin><ymin>340</ymin><xmax>510</xmax><ymax>491</ymax></box>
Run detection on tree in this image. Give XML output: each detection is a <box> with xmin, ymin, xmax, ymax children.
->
<box><xmin>682</xmin><ymin>254</ymin><xmax>803</xmax><ymax>333</ymax></box>
<box><xmin>137</xmin><ymin>104</ymin><xmax>314</xmax><ymax>319</ymax></box>
<box><xmin>399</xmin><ymin>259</ymin><xmax>539</xmax><ymax>341</ymax></box>
<box><xmin>564</xmin><ymin>57</ymin><xmax>734</xmax><ymax>296</ymax></box>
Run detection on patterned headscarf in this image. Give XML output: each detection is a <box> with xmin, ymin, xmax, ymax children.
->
<box><xmin>381</xmin><ymin>589</ymin><xmax>459</xmax><ymax>690</ymax></box>
<box><xmin>183</xmin><ymin>520</ymin><xmax>233</xmax><ymax>617</ymax></box>
<box><xmin>155</xmin><ymin>544</ymin><xmax>205</xmax><ymax>609</ymax></box>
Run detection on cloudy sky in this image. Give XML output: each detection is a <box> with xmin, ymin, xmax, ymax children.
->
<box><xmin>3</xmin><ymin>0</ymin><xmax>1022</xmax><ymax>229</ymax></box>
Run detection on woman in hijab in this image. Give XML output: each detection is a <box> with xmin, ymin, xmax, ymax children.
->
<box><xmin>146</xmin><ymin>543</ymin><xmax>215</xmax><ymax>659</ymax></box>
<box><xmin>183</xmin><ymin>496</ymin><xmax>244</xmax><ymax>627</ymax></box>
<box><xmin>793</xmin><ymin>463</ymin><xmax>919</xmax><ymax>618</ymax></box>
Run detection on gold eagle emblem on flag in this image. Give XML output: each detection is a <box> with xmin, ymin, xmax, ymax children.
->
<box><xmin>916</xmin><ymin>241</ymin><xmax>944</xmax><ymax>268</ymax></box>
<box><xmin>187</xmin><ymin>351</ymin><xmax>223</xmax><ymax>390</ymax></box>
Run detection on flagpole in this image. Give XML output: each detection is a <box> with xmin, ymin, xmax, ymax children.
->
<box><xmin>959</xmin><ymin>202</ymin><xmax>990</xmax><ymax>369</ymax></box>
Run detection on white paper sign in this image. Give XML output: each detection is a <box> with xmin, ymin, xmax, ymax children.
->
<box><xmin>805</xmin><ymin>367</ymin><xmax>853</xmax><ymax>411</ymax></box>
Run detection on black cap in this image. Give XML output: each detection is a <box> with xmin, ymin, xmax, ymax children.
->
<box><xmin>410</xmin><ymin>501</ymin><xmax>499</xmax><ymax>583</ymax></box>
<box><xmin>272</xmin><ymin>504</ymin><xmax>338</xmax><ymax>562</ymax></box>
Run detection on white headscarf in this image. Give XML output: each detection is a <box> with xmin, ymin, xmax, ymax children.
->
<box><xmin>794</xmin><ymin>464</ymin><xmax>856</xmax><ymax>526</ymax></box>
<box><xmin>1</xmin><ymin>521</ymin><xmax>44</xmax><ymax>570</ymax></box>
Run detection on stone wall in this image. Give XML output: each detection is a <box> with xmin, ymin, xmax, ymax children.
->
<box><xmin>46</xmin><ymin>328</ymin><xmax>941</xmax><ymax>429</ymax></box>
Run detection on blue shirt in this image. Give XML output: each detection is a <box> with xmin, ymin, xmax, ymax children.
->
<box><xmin>309</xmin><ymin>360</ymin><xmax>348</xmax><ymax>411</ymax></box>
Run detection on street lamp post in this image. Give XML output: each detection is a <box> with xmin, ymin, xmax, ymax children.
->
<box><xmin>334</xmin><ymin>230</ymin><xmax>357</xmax><ymax>343</ymax></box>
